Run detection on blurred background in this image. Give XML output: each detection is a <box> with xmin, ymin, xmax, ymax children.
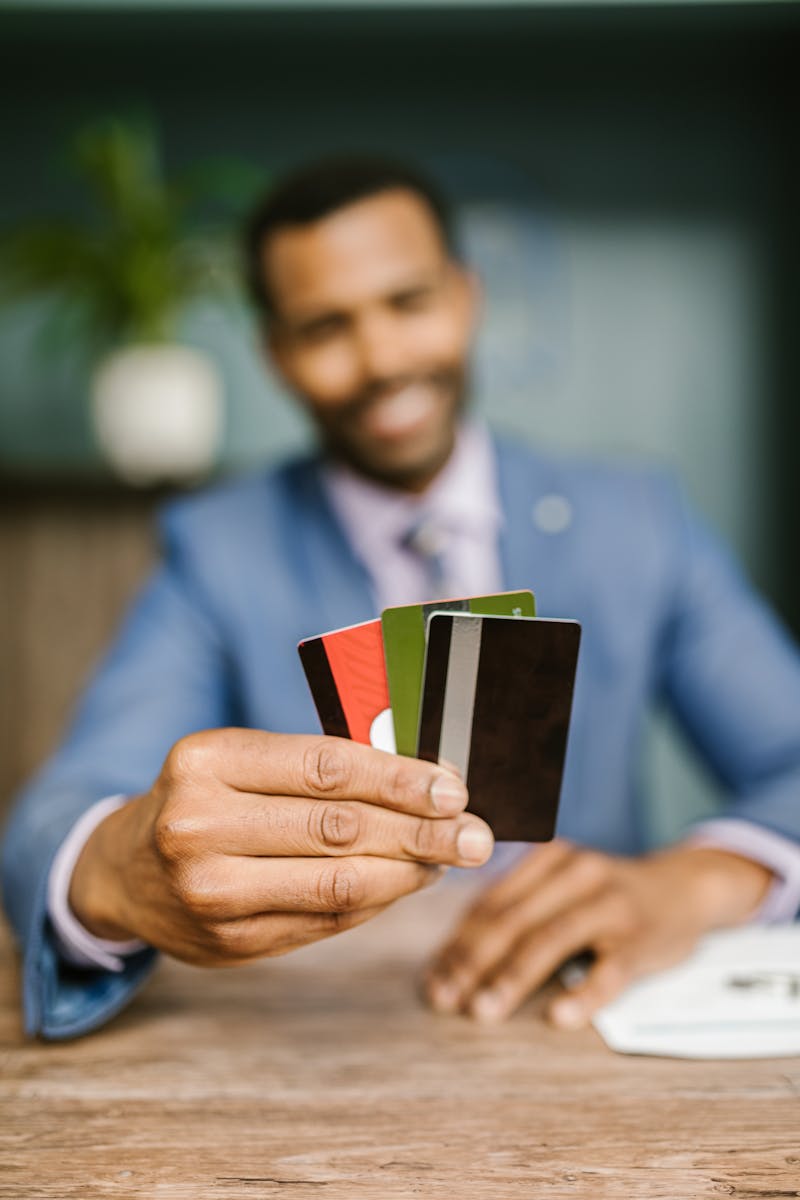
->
<box><xmin>1</xmin><ymin>0</ymin><xmax>798</xmax><ymax>842</ymax></box>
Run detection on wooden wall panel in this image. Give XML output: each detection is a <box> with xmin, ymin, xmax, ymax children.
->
<box><xmin>0</xmin><ymin>489</ymin><xmax>158</xmax><ymax>815</ymax></box>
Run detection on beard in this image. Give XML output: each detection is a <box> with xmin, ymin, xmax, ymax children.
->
<box><xmin>310</xmin><ymin>364</ymin><xmax>470</xmax><ymax>492</ymax></box>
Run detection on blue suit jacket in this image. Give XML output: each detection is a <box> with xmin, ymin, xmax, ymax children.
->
<box><xmin>4</xmin><ymin>436</ymin><xmax>800</xmax><ymax>1039</ymax></box>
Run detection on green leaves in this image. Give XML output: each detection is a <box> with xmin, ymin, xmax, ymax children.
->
<box><xmin>0</xmin><ymin>115</ymin><xmax>263</xmax><ymax>354</ymax></box>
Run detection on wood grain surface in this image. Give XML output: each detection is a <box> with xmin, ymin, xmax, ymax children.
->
<box><xmin>1</xmin><ymin>880</ymin><xmax>799</xmax><ymax>1200</ymax></box>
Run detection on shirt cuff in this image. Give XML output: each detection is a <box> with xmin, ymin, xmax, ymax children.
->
<box><xmin>47</xmin><ymin>794</ymin><xmax>148</xmax><ymax>973</ymax></box>
<box><xmin>683</xmin><ymin>817</ymin><xmax>800</xmax><ymax>923</ymax></box>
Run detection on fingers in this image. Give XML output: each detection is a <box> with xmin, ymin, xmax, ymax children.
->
<box><xmin>547</xmin><ymin>952</ymin><xmax>636</xmax><ymax>1029</ymax></box>
<box><xmin>170</xmin><ymin>904</ymin><xmax>393</xmax><ymax>967</ymax></box>
<box><xmin>186</xmin><ymin>794</ymin><xmax>494</xmax><ymax>868</ymax></box>
<box><xmin>166</xmin><ymin>729</ymin><xmax>469</xmax><ymax>818</ymax></box>
<box><xmin>425</xmin><ymin>843</ymin><xmax>605</xmax><ymax>1012</ymax></box>
<box><xmin>425</xmin><ymin>843</ymin><xmax>712</xmax><ymax>1027</ymax></box>
<box><xmin>465</xmin><ymin>894</ymin><xmax>625</xmax><ymax>1023</ymax></box>
<box><xmin>547</xmin><ymin>922</ymin><xmax>703</xmax><ymax>1029</ymax></box>
<box><xmin>168</xmin><ymin>853</ymin><xmax>445</xmax><ymax>921</ymax></box>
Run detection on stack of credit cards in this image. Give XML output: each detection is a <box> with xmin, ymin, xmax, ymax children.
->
<box><xmin>298</xmin><ymin>591</ymin><xmax>581</xmax><ymax>842</ymax></box>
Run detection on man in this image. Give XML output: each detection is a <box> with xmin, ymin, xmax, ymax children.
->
<box><xmin>3</xmin><ymin>157</ymin><xmax>800</xmax><ymax>1042</ymax></box>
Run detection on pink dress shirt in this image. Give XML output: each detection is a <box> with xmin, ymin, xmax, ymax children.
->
<box><xmin>48</xmin><ymin>422</ymin><xmax>800</xmax><ymax>969</ymax></box>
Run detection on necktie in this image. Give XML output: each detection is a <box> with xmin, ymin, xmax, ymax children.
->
<box><xmin>400</xmin><ymin>514</ymin><xmax>450</xmax><ymax>600</ymax></box>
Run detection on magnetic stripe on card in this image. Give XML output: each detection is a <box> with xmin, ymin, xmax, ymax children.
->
<box><xmin>437</xmin><ymin>615</ymin><xmax>482</xmax><ymax>779</ymax></box>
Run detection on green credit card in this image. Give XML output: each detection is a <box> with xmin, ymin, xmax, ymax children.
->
<box><xmin>381</xmin><ymin>589</ymin><xmax>536</xmax><ymax>757</ymax></box>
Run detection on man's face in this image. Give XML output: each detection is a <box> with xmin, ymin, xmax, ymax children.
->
<box><xmin>263</xmin><ymin>188</ymin><xmax>479</xmax><ymax>490</ymax></box>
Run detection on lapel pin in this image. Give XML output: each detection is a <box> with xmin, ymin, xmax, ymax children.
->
<box><xmin>532</xmin><ymin>494</ymin><xmax>573</xmax><ymax>535</ymax></box>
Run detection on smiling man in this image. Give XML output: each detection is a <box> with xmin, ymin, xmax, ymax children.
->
<box><xmin>3</xmin><ymin>156</ymin><xmax>800</xmax><ymax>1041</ymax></box>
<box><xmin>253</xmin><ymin>177</ymin><xmax>475</xmax><ymax>492</ymax></box>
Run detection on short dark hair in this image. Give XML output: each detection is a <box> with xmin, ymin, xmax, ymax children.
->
<box><xmin>243</xmin><ymin>155</ymin><xmax>458</xmax><ymax>318</ymax></box>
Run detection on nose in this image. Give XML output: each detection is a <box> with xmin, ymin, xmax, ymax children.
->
<box><xmin>353</xmin><ymin>310</ymin><xmax>408</xmax><ymax>383</ymax></box>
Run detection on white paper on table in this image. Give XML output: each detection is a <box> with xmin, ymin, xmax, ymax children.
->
<box><xmin>592</xmin><ymin>925</ymin><xmax>800</xmax><ymax>1059</ymax></box>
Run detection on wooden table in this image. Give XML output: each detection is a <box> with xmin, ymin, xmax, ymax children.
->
<box><xmin>2</xmin><ymin>881</ymin><xmax>799</xmax><ymax>1199</ymax></box>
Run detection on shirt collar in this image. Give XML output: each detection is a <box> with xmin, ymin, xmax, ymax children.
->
<box><xmin>321</xmin><ymin>420</ymin><xmax>503</xmax><ymax>564</ymax></box>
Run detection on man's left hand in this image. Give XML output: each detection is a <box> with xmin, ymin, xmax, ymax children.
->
<box><xmin>424</xmin><ymin>839</ymin><xmax>773</xmax><ymax>1028</ymax></box>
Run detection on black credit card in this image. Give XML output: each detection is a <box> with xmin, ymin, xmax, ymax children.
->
<box><xmin>417</xmin><ymin>613</ymin><xmax>581</xmax><ymax>842</ymax></box>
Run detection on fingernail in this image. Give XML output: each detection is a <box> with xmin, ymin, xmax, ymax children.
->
<box><xmin>550</xmin><ymin>997</ymin><xmax>586</xmax><ymax>1030</ymax></box>
<box><xmin>430</xmin><ymin>775</ymin><xmax>468</xmax><ymax>816</ymax></box>
<box><xmin>429</xmin><ymin>979</ymin><xmax>462</xmax><ymax>1013</ymax></box>
<box><xmin>471</xmin><ymin>990</ymin><xmax>506</xmax><ymax>1023</ymax></box>
<box><xmin>456</xmin><ymin>822</ymin><xmax>494</xmax><ymax>865</ymax></box>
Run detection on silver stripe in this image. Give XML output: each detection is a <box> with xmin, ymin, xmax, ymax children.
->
<box><xmin>438</xmin><ymin>615</ymin><xmax>482</xmax><ymax>778</ymax></box>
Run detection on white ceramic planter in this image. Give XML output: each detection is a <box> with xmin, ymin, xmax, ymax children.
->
<box><xmin>91</xmin><ymin>343</ymin><xmax>224</xmax><ymax>485</ymax></box>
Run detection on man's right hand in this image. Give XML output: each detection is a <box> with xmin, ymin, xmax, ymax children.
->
<box><xmin>68</xmin><ymin>728</ymin><xmax>493</xmax><ymax>967</ymax></box>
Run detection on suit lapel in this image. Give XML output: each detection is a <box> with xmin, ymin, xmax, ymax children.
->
<box><xmin>289</xmin><ymin>439</ymin><xmax>585</xmax><ymax>627</ymax></box>
<box><xmin>284</xmin><ymin>438</ymin><xmax>586</xmax><ymax>635</ymax></box>
<box><xmin>494</xmin><ymin>436</ymin><xmax>582</xmax><ymax>620</ymax></box>
<box><xmin>284</xmin><ymin>457</ymin><xmax>377</xmax><ymax>635</ymax></box>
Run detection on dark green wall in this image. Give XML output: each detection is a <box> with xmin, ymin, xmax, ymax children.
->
<box><xmin>1</xmin><ymin>2</ymin><xmax>798</xmax><ymax>626</ymax></box>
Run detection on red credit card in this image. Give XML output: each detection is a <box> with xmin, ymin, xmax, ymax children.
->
<box><xmin>298</xmin><ymin>619</ymin><xmax>394</xmax><ymax>751</ymax></box>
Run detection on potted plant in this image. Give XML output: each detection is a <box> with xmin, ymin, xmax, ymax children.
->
<box><xmin>0</xmin><ymin>116</ymin><xmax>259</xmax><ymax>484</ymax></box>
